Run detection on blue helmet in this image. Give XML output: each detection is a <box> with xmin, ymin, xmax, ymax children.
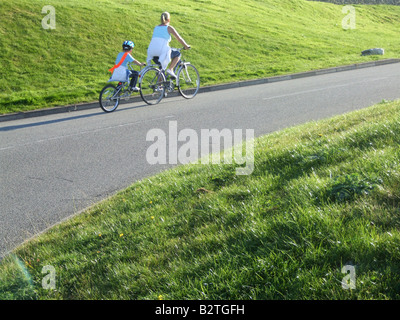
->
<box><xmin>122</xmin><ymin>40</ymin><xmax>134</xmax><ymax>51</ymax></box>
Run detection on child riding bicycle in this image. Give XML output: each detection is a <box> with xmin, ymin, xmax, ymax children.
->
<box><xmin>109</xmin><ymin>40</ymin><xmax>146</xmax><ymax>91</ymax></box>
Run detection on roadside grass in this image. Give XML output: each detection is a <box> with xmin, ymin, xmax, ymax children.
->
<box><xmin>1</xmin><ymin>0</ymin><xmax>400</xmax><ymax>114</ymax></box>
<box><xmin>1</xmin><ymin>99</ymin><xmax>399</xmax><ymax>299</ymax></box>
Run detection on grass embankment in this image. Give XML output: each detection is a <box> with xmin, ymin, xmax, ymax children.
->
<box><xmin>1</xmin><ymin>99</ymin><xmax>399</xmax><ymax>299</ymax></box>
<box><xmin>1</xmin><ymin>0</ymin><xmax>400</xmax><ymax>114</ymax></box>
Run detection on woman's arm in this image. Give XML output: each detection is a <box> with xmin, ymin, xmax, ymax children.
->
<box><xmin>168</xmin><ymin>25</ymin><xmax>190</xmax><ymax>49</ymax></box>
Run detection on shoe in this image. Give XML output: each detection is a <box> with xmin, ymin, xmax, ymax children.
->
<box><xmin>166</xmin><ymin>69</ymin><xmax>177</xmax><ymax>79</ymax></box>
<box><xmin>129</xmin><ymin>86</ymin><xmax>140</xmax><ymax>92</ymax></box>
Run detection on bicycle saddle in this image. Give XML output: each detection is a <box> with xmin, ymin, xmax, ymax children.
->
<box><xmin>152</xmin><ymin>56</ymin><xmax>162</xmax><ymax>67</ymax></box>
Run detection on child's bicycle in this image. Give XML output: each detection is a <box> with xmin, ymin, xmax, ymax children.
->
<box><xmin>139</xmin><ymin>47</ymin><xmax>200</xmax><ymax>105</ymax></box>
<box><xmin>99</xmin><ymin>62</ymin><xmax>144</xmax><ymax>113</ymax></box>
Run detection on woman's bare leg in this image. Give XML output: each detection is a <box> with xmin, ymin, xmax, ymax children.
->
<box><xmin>168</xmin><ymin>57</ymin><xmax>180</xmax><ymax>71</ymax></box>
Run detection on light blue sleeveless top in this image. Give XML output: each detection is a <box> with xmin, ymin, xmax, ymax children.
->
<box><xmin>152</xmin><ymin>25</ymin><xmax>171</xmax><ymax>42</ymax></box>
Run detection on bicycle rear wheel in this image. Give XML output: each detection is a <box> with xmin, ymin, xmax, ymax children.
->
<box><xmin>177</xmin><ymin>63</ymin><xmax>200</xmax><ymax>99</ymax></box>
<box><xmin>140</xmin><ymin>68</ymin><xmax>166</xmax><ymax>105</ymax></box>
<box><xmin>99</xmin><ymin>84</ymin><xmax>121</xmax><ymax>113</ymax></box>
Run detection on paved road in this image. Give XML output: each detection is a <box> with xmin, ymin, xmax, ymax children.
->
<box><xmin>1</xmin><ymin>63</ymin><xmax>400</xmax><ymax>258</ymax></box>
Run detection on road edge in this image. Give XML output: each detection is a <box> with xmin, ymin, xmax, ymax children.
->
<box><xmin>1</xmin><ymin>58</ymin><xmax>399</xmax><ymax>122</ymax></box>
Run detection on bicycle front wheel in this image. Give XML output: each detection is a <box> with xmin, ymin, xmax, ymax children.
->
<box><xmin>99</xmin><ymin>84</ymin><xmax>120</xmax><ymax>113</ymax></box>
<box><xmin>177</xmin><ymin>63</ymin><xmax>200</xmax><ymax>99</ymax></box>
<box><xmin>140</xmin><ymin>68</ymin><xmax>166</xmax><ymax>105</ymax></box>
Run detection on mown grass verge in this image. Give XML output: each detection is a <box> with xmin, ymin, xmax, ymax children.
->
<box><xmin>1</xmin><ymin>99</ymin><xmax>399</xmax><ymax>299</ymax></box>
<box><xmin>1</xmin><ymin>0</ymin><xmax>400</xmax><ymax>114</ymax></box>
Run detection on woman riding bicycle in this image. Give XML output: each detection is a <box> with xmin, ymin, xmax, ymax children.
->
<box><xmin>146</xmin><ymin>12</ymin><xmax>191</xmax><ymax>79</ymax></box>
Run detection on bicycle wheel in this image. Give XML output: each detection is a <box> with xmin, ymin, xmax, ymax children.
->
<box><xmin>177</xmin><ymin>63</ymin><xmax>200</xmax><ymax>99</ymax></box>
<box><xmin>139</xmin><ymin>68</ymin><xmax>166</xmax><ymax>105</ymax></box>
<box><xmin>99</xmin><ymin>84</ymin><xmax>120</xmax><ymax>113</ymax></box>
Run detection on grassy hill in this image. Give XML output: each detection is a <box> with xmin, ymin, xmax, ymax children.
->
<box><xmin>0</xmin><ymin>99</ymin><xmax>399</xmax><ymax>299</ymax></box>
<box><xmin>1</xmin><ymin>0</ymin><xmax>400</xmax><ymax>114</ymax></box>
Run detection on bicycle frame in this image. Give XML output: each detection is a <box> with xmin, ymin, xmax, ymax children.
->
<box><xmin>139</xmin><ymin>47</ymin><xmax>199</xmax><ymax>105</ymax></box>
<box><xmin>139</xmin><ymin>47</ymin><xmax>192</xmax><ymax>86</ymax></box>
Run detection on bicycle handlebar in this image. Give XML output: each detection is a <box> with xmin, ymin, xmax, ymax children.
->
<box><xmin>177</xmin><ymin>46</ymin><xmax>191</xmax><ymax>51</ymax></box>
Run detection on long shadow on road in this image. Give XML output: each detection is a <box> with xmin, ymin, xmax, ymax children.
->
<box><xmin>0</xmin><ymin>103</ymin><xmax>149</xmax><ymax>132</ymax></box>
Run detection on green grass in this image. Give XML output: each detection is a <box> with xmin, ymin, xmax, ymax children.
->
<box><xmin>1</xmin><ymin>99</ymin><xmax>399</xmax><ymax>299</ymax></box>
<box><xmin>1</xmin><ymin>0</ymin><xmax>400</xmax><ymax>114</ymax></box>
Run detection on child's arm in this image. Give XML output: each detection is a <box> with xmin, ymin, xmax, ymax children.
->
<box><xmin>128</xmin><ymin>53</ymin><xmax>145</xmax><ymax>67</ymax></box>
<box><xmin>133</xmin><ymin>60</ymin><xmax>146</xmax><ymax>67</ymax></box>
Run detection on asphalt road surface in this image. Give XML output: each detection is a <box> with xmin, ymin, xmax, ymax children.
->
<box><xmin>1</xmin><ymin>63</ymin><xmax>400</xmax><ymax>258</ymax></box>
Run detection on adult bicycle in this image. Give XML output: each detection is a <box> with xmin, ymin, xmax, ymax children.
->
<box><xmin>139</xmin><ymin>47</ymin><xmax>200</xmax><ymax>105</ymax></box>
<box><xmin>99</xmin><ymin>62</ymin><xmax>144</xmax><ymax>113</ymax></box>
